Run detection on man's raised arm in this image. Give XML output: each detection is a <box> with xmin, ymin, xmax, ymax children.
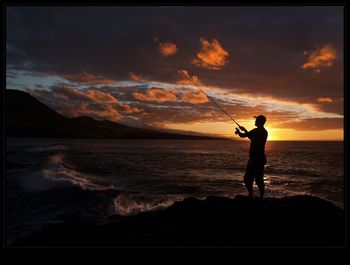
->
<box><xmin>235</xmin><ymin>127</ymin><xmax>248</xmax><ymax>138</ymax></box>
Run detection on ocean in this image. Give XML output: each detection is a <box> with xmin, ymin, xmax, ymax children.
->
<box><xmin>5</xmin><ymin>138</ymin><xmax>344</xmax><ymax>244</ymax></box>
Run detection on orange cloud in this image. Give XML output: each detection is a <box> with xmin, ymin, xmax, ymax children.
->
<box><xmin>86</xmin><ymin>89</ymin><xmax>118</xmax><ymax>103</ymax></box>
<box><xmin>177</xmin><ymin>69</ymin><xmax>201</xmax><ymax>85</ymax></box>
<box><xmin>120</xmin><ymin>104</ymin><xmax>142</xmax><ymax>113</ymax></box>
<box><xmin>130</xmin><ymin>72</ymin><xmax>146</xmax><ymax>82</ymax></box>
<box><xmin>129</xmin><ymin>72</ymin><xmax>152</xmax><ymax>82</ymax></box>
<box><xmin>180</xmin><ymin>91</ymin><xmax>209</xmax><ymax>104</ymax></box>
<box><xmin>129</xmin><ymin>72</ymin><xmax>141</xmax><ymax>82</ymax></box>
<box><xmin>158</xmin><ymin>42</ymin><xmax>178</xmax><ymax>56</ymax></box>
<box><xmin>133</xmin><ymin>88</ymin><xmax>177</xmax><ymax>102</ymax></box>
<box><xmin>61</xmin><ymin>103</ymin><xmax>122</xmax><ymax>121</ymax></box>
<box><xmin>317</xmin><ymin>97</ymin><xmax>334</xmax><ymax>103</ymax></box>
<box><xmin>302</xmin><ymin>44</ymin><xmax>337</xmax><ymax>73</ymax></box>
<box><xmin>103</xmin><ymin>105</ymin><xmax>122</xmax><ymax>121</ymax></box>
<box><xmin>192</xmin><ymin>38</ymin><xmax>229</xmax><ymax>70</ymax></box>
<box><xmin>63</xmin><ymin>103</ymin><xmax>90</xmax><ymax>117</ymax></box>
<box><xmin>28</xmin><ymin>85</ymin><xmax>144</xmax><ymax>122</ymax></box>
<box><xmin>62</xmin><ymin>72</ymin><xmax>115</xmax><ymax>85</ymax></box>
<box><xmin>61</xmin><ymin>101</ymin><xmax>141</xmax><ymax>121</ymax></box>
<box><xmin>51</xmin><ymin>85</ymin><xmax>118</xmax><ymax>103</ymax></box>
<box><xmin>54</xmin><ymin>85</ymin><xmax>91</xmax><ymax>101</ymax></box>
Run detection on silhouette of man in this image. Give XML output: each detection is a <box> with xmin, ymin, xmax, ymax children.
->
<box><xmin>235</xmin><ymin>115</ymin><xmax>268</xmax><ymax>199</ymax></box>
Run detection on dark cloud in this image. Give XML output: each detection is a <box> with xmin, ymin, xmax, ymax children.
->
<box><xmin>61</xmin><ymin>72</ymin><xmax>116</xmax><ymax>85</ymax></box>
<box><xmin>6</xmin><ymin>6</ymin><xmax>343</xmax><ymax>101</ymax></box>
<box><xmin>26</xmin><ymin>84</ymin><xmax>140</xmax><ymax>121</ymax></box>
<box><xmin>277</xmin><ymin>118</ymin><xmax>343</xmax><ymax>131</ymax></box>
<box><xmin>24</xmin><ymin>82</ymin><xmax>343</xmax><ymax>132</ymax></box>
<box><xmin>6</xmin><ymin>6</ymin><xmax>343</xmax><ymax>135</ymax></box>
<box><xmin>314</xmin><ymin>98</ymin><xmax>343</xmax><ymax>115</ymax></box>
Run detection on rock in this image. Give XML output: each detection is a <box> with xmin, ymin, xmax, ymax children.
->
<box><xmin>11</xmin><ymin>195</ymin><xmax>344</xmax><ymax>247</ymax></box>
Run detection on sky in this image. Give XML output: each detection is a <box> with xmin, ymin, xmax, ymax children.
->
<box><xmin>6</xmin><ymin>6</ymin><xmax>344</xmax><ymax>140</ymax></box>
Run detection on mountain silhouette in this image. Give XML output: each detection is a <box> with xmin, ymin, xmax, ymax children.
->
<box><xmin>5</xmin><ymin>89</ymin><xmax>224</xmax><ymax>139</ymax></box>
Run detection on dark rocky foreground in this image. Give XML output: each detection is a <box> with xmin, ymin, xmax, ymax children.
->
<box><xmin>11</xmin><ymin>195</ymin><xmax>345</xmax><ymax>247</ymax></box>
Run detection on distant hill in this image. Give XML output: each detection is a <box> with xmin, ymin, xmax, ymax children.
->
<box><xmin>5</xmin><ymin>89</ymin><xmax>225</xmax><ymax>140</ymax></box>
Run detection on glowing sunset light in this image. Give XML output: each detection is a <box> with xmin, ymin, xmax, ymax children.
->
<box><xmin>5</xmin><ymin>6</ymin><xmax>345</xmax><ymax>249</ymax></box>
<box><xmin>6</xmin><ymin>6</ymin><xmax>343</xmax><ymax>141</ymax></box>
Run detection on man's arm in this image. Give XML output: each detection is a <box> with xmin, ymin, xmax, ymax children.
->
<box><xmin>239</xmin><ymin>126</ymin><xmax>248</xmax><ymax>133</ymax></box>
<box><xmin>235</xmin><ymin>128</ymin><xmax>249</xmax><ymax>138</ymax></box>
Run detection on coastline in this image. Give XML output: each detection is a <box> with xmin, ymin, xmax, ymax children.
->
<box><xmin>10</xmin><ymin>195</ymin><xmax>345</xmax><ymax>247</ymax></box>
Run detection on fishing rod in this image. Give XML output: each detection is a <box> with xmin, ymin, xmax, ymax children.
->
<box><xmin>178</xmin><ymin>68</ymin><xmax>241</xmax><ymax>127</ymax></box>
<box><xmin>165</xmin><ymin>58</ymin><xmax>242</xmax><ymax>127</ymax></box>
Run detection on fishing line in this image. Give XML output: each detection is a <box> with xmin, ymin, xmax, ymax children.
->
<box><xmin>153</xmin><ymin>39</ymin><xmax>241</xmax><ymax>127</ymax></box>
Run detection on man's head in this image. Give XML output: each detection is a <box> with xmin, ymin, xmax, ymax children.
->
<box><xmin>254</xmin><ymin>115</ymin><xmax>266</xmax><ymax>127</ymax></box>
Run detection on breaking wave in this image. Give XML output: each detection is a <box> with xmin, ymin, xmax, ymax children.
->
<box><xmin>21</xmin><ymin>153</ymin><xmax>115</xmax><ymax>192</ymax></box>
<box><xmin>113</xmin><ymin>192</ymin><xmax>185</xmax><ymax>216</ymax></box>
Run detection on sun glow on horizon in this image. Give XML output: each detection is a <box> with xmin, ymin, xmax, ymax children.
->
<box><xmin>164</xmin><ymin>121</ymin><xmax>343</xmax><ymax>141</ymax></box>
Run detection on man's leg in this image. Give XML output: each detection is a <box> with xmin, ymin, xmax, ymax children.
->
<box><xmin>244</xmin><ymin>176</ymin><xmax>253</xmax><ymax>198</ymax></box>
<box><xmin>255</xmin><ymin>164</ymin><xmax>265</xmax><ymax>199</ymax></box>
<box><xmin>244</xmin><ymin>160</ymin><xmax>254</xmax><ymax>198</ymax></box>
<box><xmin>257</xmin><ymin>180</ymin><xmax>265</xmax><ymax>199</ymax></box>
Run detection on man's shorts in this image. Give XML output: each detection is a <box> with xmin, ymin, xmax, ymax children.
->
<box><xmin>244</xmin><ymin>158</ymin><xmax>265</xmax><ymax>187</ymax></box>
